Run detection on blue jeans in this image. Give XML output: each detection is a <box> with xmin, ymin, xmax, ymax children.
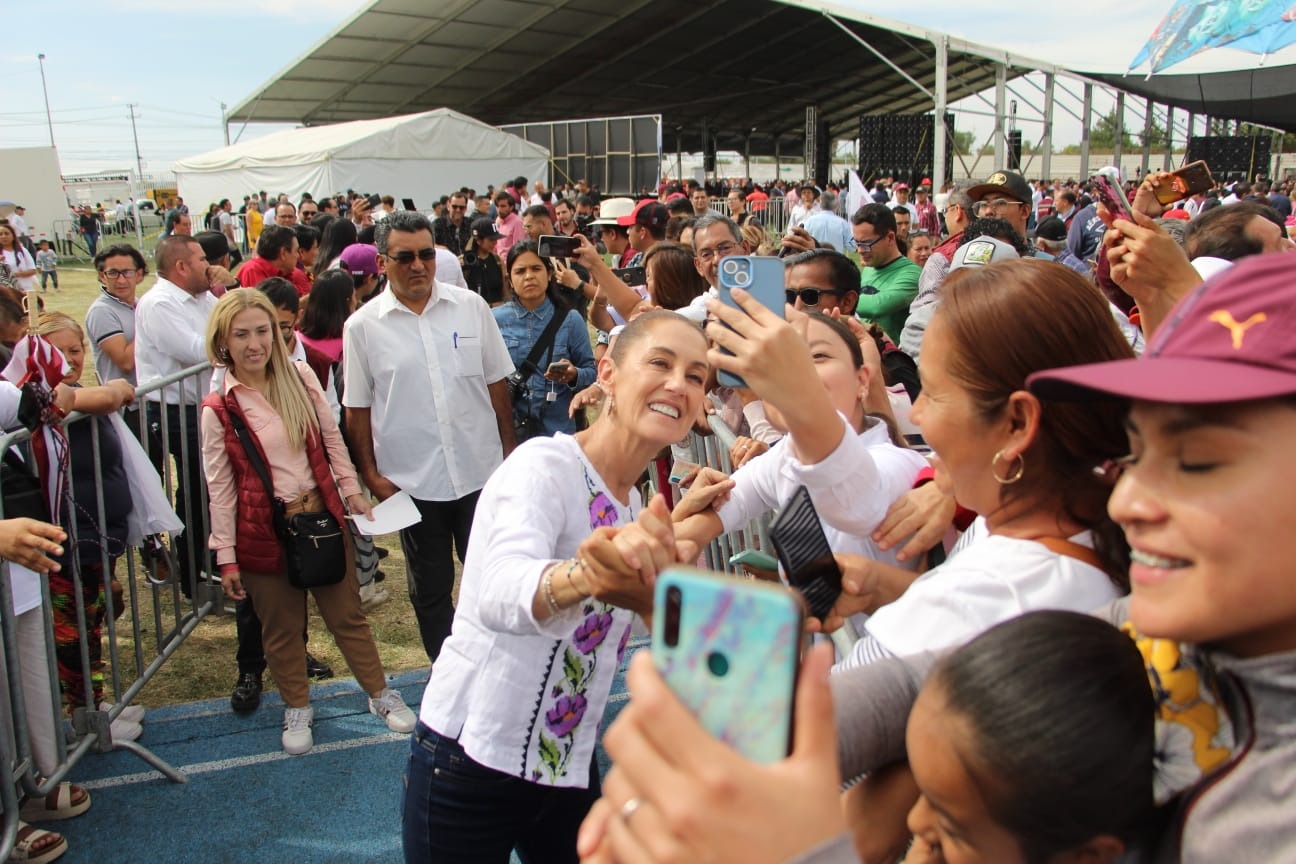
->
<box><xmin>402</xmin><ymin>723</ymin><xmax>600</xmax><ymax>864</ymax></box>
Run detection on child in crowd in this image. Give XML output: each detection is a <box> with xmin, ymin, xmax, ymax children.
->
<box><xmin>35</xmin><ymin>240</ymin><xmax>59</xmax><ymax>293</ymax></box>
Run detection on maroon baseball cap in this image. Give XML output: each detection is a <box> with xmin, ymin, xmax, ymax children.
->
<box><xmin>616</xmin><ymin>199</ymin><xmax>669</xmax><ymax>229</ymax></box>
<box><xmin>1028</xmin><ymin>253</ymin><xmax>1296</xmax><ymax>404</ymax></box>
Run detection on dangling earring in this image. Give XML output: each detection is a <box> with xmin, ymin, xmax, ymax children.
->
<box><xmin>218</xmin><ymin>346</ymin><xmax>231</xmax><ymax>364</ymax></box>
<box><xmin>991</xmin><ymin>449</ymin><xmax>1025</xmax><ymax>485</ymax></box>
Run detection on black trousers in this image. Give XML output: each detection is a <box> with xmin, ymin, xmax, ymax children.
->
<box><xmin>400</xmin><ymin>492</ymin><xmax>480</xmax><ymax>664</ymax></box>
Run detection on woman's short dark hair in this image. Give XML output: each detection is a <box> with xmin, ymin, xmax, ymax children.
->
<box><xmin>642</xmin><ymin>242</ymin><xmax>708</xmax><ymax>311</ymax></box>
<box><xmin>314</xmin><ymin>218</ymin><xmax>358</xmax><ymax>276</ymax></box>
<box><xmin>293</xmin><ymin>223</ymin><xmax>320</xmax><ymax>252</ymax></box>
<box><xmin>930</xmin><ymin>611</ymin><xmax>1155</xmax><ymax>862</ymax></box>
<box><xmin>300</xmin><ymin>270</ymin><xmax>355</xmax><ymax>340</ymax></box>
<box><xmin>937</xmin><ymin>259</ymin><xmax>1134</xmax><ymax>584</ymax></box>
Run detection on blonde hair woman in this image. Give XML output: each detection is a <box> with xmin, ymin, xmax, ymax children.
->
<box><xmin>200</xmin><ymin>288</ymin><xmax>415</xmax><ymax>754</ymax></box>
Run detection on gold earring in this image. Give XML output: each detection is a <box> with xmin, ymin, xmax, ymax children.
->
<box><xmin>992</xmin><ymin>449</ymin><xmax>1025</xmax><ymax>485</ymax></box>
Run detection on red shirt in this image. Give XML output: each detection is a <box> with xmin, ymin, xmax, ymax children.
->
<box><xmin>237</xmin><ymin>255</ymin><xmax>311</xmax><ymax>297</ymax></box>
<box><xmin>747</xmin><ymin>189</ymin><xmax>770</xmax><ymax>212</ymax></box>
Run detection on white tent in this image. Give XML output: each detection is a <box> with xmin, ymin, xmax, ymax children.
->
<box><xmin>174</xmin><ymin>108</ymin><xmax>548</xmax><ymax>210</ymax></box>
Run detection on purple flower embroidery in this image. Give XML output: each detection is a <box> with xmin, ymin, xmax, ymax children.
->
<box><xmin>545</xmin><ymin>693</ymin><xmax>588</xmax><ymax>737</ymax></box>
<box><xmin>574</xmin><ymin>611</ymin><xmax>614</xmax><ymax>654</ymax></box>
<box><xmin>616</xmin><ymin>622</ymin><xmax>633</xmax><ymax>664</ymax></box>
<box><xmin>589</xmin><ymin>492</ymin><xmax>617</xmax><ymax>528</ymax></box>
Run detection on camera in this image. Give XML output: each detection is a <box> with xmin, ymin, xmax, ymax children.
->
<box><xmin>506</xmin><ymin>370</ymin><xmax>529</xmax><ymax>402</ymax></box>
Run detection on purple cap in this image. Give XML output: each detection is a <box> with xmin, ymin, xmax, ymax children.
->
<box><xmin>338</xmin><ymin>243</ymin><xmax>379</xmax><ymax>278</ymax></box>
<box><xmin>1028</xmin><ymin>253</ymin><xmax>1296</xmax><ymax>404</ymax></box>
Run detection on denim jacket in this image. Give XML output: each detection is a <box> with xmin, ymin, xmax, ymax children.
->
<box><xmin>492</xmin><ymin>297</ymin><xmax>596</xmax><ymax>436</ymax></box>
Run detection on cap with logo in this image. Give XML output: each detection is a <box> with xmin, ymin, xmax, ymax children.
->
<box><xmin>950</xmin><ymin>236</ymin><xmax>1020</xmax><ymax>271</ymax></box>
<box><xmin>470</xmin><ymin>217</ymin><xmax>502</xmax><ymax>240</ymax></box>
<box><xmin>617</xmin><ymin>199</ymin><xmax>670</xmax><ymax>229</ymax></box>
<box><xmin>1028</xmin><ymin>253</ymin><xmax>1296</xmax><ymax>404</ymax></box>
<box><xmin>966</xmin><ymin>170</ymin><xmax>1033</xmax><ymax>205</ymax></box>
<box><xmin>338</xmin><ymin>243</ymin><xmax>380</xmax><ymax>277</ymax></box>
<box><xmin>591</xmin><ymin>197</ymin><xmax>637</xmax><ymax>227</ymax></box>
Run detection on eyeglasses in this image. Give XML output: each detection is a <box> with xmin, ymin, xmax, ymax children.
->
<box><xmin>100</xmin><ymin>268</ymin><xmax>140</xmax><ymax>280</ymax></box>
<box><xmin>786</xmin><ymin>287</ymin><xmax>844</xmax><ymax>307</ymax></box>
<box><xmin>384</xmin><ymin>248</ymin><xmax>437</xmax><ymax>265</ymax></box>
<box><xmin>451</xmin><ymin>204</ymin><xmax>466</xmax><ymax>210</ymax></box>
<box><xmin>695</xmin><ymin>241</ymin><xmax>740</xmax><ymax>264</ymax></box>
<box><xmin>853</xmin><ymin>236</ymin><xmax>883</xmax><ymax>252</ymax></box>
<box><xmin>976</xmin><ymin>199</ymin><xmax>1024</xmax><ymax>214</ymax></box>
<box><xmin>300</xmin><ymin>210</ymin><xmax>318</xmax><ymax>218</ymax></box>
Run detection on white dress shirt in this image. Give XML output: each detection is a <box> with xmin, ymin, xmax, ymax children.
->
<box><xmin>419</xmin><ymin>434</ymin><xmax>639</xmax><ymax>788</ymax></box>
<box><xmin>342</xmin><ymin>279</ymin><xmax>514</xmax><ymax>501</ymax></box>
<box><xmin>135</xmin><ymin>276</ymin><xmax>217</xmax><ymax>405</ymax></box>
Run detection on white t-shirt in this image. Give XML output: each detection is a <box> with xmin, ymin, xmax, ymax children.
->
<box><xmin>1</xmin><ymin>248</ymin><xmax>37</xmax><ymax>293</ymax></box>
<box><xmin>342</xmin><ymin>279</ymin><xmax>514</xmax><ymax>501</ymax></box>
<box><xmin>419</xmin><ymin>434</ymin><xmax>639</xmax><ymax>788</ymax></box>
<box><xmin>843</xmin><ymin>517</ymin><xmax>1121</xmax><ymax>666</ymax></box>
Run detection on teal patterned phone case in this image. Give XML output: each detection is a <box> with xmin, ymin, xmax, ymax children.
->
<box><xmin>652</xmin><ymin>567</ymin><xmax>804</xmax><ymax>763</ymax></box>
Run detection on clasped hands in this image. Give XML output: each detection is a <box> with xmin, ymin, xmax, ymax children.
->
<box><xmin>575</xmin><ymin>493</ymin><xmax>699</xmax><ymax>616</ymax></box>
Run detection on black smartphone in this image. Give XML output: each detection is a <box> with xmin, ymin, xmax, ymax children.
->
<box><xmin>546</xmin><ymin>359</ymin><xmax>571</xmax><ymax>377</ymax></box>
<box><xmin>537</xmin><ymin>234</ymin><xmax>583</xmax><ymax>258</ymax></box>
<box><xmin>612</xmin><ymin>266</ymin><xmax>646</xmax><ymax>287</ymax></box>
<box><xmin>770</xmin><ymin>485</ymin><xmax>843</xmax><ymax>621</ymax></box>
<box><xmin>366</xmin><ymin>193</ymin><xmax>382</xmax><ymax>208</ymax></box>
<box><xmin>402</xmin><ymin>197</ymin><xmax>417</xmax><ymax>211</ymax></box>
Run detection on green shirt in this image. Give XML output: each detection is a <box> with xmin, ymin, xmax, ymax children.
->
<box><xmin>856</xmin><ymin>255</ymin><xmax>921</xmax><ymax>343</ymax></box>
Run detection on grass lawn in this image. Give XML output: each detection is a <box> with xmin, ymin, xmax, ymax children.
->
<box><xmin>49</xmin><ymin>263</ymin><xmax>433</xmax><ymax>708</ymax></box>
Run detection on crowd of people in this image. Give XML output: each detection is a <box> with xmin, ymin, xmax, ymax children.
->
<box><xmin>0</xmin><ymin>159</ymin><xmax>1292</xmax><ymax>864</ymax></box>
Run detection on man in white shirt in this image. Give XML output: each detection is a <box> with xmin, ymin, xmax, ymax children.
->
<box><xmin>10</xmin><ymin>205</ymin><xmax>33</xmax><ymax>255</ymax></box>
<box><xmin>343</xmin><ymin>210</ymin><xmax>516</xmax><ymax>663</ymax></box>
<box><xmin>135</xmin><ymin>234</ymin><xmax>218</xmax><ymax>598</ymax></box>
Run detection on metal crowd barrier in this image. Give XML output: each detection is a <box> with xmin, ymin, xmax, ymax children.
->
<box><xmin>0</xmin><ymin>361</ymin><xmax>218</xmax><ymax>858</ymax></box>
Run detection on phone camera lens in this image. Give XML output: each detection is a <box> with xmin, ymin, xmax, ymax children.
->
<box><xmin>721</xmin><ymin>259</ymin><xmax>741</xmax><ymax>276</ymax></box>
<box><xmin>734</xmin><ymin>270</ymin><xmax>751</xmax><ymax>287</ymax></box>
<box><xmin>664</xmin><ymin>586</ymin><xmax>682</xmax><ymax>647</ymax></box>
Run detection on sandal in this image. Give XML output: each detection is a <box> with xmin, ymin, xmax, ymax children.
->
<box><xmin>19</xmin><ymin>783</ymin><xmax>91</xmax><ymax>822</ymax></box>
<box><xmin>9</xmin><ymin>822</ymin><xmax>67</xmax><ymax>864</ymax></box>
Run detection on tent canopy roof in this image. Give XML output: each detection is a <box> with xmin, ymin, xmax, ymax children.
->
<box><xmin>1087</xmin><ymin>65</ymin><xmax>1296</xmax><ymax>133</ymax></box>
<box><xmin>176</xmin><ymin>107</ymin><xmax>548</xmax><ymax>172</ymax></box>
<box><xmin>229</xmin><ymin>0</ymin><xmax>1078</xmax><ymax>156</ymax></box>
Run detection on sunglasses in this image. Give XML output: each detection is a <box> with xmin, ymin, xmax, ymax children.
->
<box><xmin>786</xmin><ymin>287</ymin><xmax>844</xmax><ymax>307</ymax></box>
<box><xmin>384</xmin><ymin>248</ymin><xmax>437</xmax><ymax>265</ymax></box>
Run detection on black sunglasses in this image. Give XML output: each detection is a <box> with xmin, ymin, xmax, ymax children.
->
<box><xmin>384</xmin><ymin>248</ymin><xmax>437</xmax><ymax>265</ymax></box>
<box><xmin>786</xmin><ymin>287</ymin><xmax>844</xmax><ymax>306</ymax></box>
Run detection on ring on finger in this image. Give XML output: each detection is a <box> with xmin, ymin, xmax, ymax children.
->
<box><xmin>619</xmin><ymin>796</ymin><xmax>643</xmax><ymax>823</ymax></box>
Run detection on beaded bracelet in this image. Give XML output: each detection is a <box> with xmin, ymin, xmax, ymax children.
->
<box><xmin>542</xmin><ymin>564</ymin><xmax>562</xmax><ymax>616</ymax></box>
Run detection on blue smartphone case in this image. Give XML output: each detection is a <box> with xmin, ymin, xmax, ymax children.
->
<box><xmin>716</xmin><ymin>256</ymin><xmax>786</xmax><ymax>389</ymax></box>
<box><xmin>652</xmin><ymin>567</ymin><xmax>803</xmax><ymax>763</ymax></box>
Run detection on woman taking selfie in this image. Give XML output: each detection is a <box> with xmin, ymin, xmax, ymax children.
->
<box><xmin>200</xmin><ymin>289</ymin><xmax>415</xmax><ymax>756</ymax></box>
<box><xmin>493</xmin><ymin>241</ymin><xmax>596</xmax><ymax>440</ymax></box>
<box><xmin>403</xmin><ymin>310</ymin><xmax>709</xmax><ymax>864</ymax></box>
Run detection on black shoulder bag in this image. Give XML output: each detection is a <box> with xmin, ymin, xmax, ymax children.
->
<box><xmin>224</xmin><ymin>399</ymin><xmax>347</xmax><ymax>590</ymax></box>
<box><xmin>504</xmin><ymin>307</ymin><xmax>565</xmax><ymax>442</ymax></box>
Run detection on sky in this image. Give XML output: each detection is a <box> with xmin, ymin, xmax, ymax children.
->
<box><xmin>4</xmin><ymin>0</ymin><xmax>1293</xmax><ymax>179</ymax></box>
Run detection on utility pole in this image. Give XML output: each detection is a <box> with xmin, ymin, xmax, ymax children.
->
<box><xmin>37</xmin><ymin>53</ymin><xmax>55</xmax><ymax>148</ymax></box>
<box><xmin>128</xmin><ymin>104</ymin><xmax>146</xmax><ymax>248</ymax></box>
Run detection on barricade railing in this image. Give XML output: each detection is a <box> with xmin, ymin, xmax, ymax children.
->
<box><xmin>0</xmin><ymin>360</ymin><xmax>217</xmax><ymax>857</ymax></box>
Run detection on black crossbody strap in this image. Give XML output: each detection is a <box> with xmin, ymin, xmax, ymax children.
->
<box><xmin>223</xmin><ymin>396</ymin><xmax>277</xmax><ymax>503</ymax></box>
<box><xmin>518</xmin><ymin>306</ymin><xmax>565</xmax><ymax>378</ymax></box>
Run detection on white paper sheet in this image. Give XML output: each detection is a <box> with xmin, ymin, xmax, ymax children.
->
<box><xmin>8</xmin><ymin>564</ymin><xmax>42</xmax><ymax>616</ymax></box>
<box><xmin>347</xmin><ymin>490</ymin><xmax>421</xmax><ymax>536</ymax></box>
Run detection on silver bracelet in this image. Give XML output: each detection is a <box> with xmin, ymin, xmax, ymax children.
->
<box><xmin>542</xmin><ymin>564</ymin><xmax>562</xmax><ymax>616</ymax></box>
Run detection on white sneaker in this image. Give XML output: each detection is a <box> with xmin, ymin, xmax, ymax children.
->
<box><xmin>100</xmin><ymin>701</ymin><xmax>145</xmax><ymax>724</ymax></box>
<box><xmin>368</xmin><ymin>688</ymin><xmax>416</xmax><ymax>734</ymax></box>
<box><xmin>110</xmin><ymin>717</ymin><xmax>142</xmax><ymax>742</ymax></box>
<box><xmin>282</xmin><ymin>706</ymin><xmax>314</xmax><ymax>755</ymax></box>
<box><xmin>359</xmin><ymin>582</ymin><xmax>390</xmax><ymax>611</ymax></box>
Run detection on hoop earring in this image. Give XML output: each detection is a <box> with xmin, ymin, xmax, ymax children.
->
<box><xmin>992</xmin><ymin>449</ymin><xmax>1025</xmax><ymax>485</ymax></box>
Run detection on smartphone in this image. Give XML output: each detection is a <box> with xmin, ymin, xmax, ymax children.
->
<box><xmin>612</xmin><ymin>266</ymin><xmax>647</xmax><ymax>287</ymax></box>
<box><xmin>546</xmin><ymin>359</ymin><xmax>571</xmax><ymax>377</ymax></box>
<box><xmin>653</xmin><ymin>567</ymin><xmax>803</xmax><ymax>763</ymax></box>
<box><xmin>1092</xmin><ymin>174</ymin><xmax>1135</xmax><ymax>222</ymax></box>
<box><xmin>402</xmin><ymin>197</ymin><xmax>417</xmax><ymax>211</ymax></box>
<box><xmin>715</xmin><ymin>255</ymin><xmax>786</xmax><ymax>388</ymax></box>
<box><xmin>1155</xmin><ymin>161</ymin><xmax>1215</xmax><ymax>205</ymax></box>
<box><xmin>728</xmin><ymin>548</ymin><xmax>779</xmax><ymax>572</ymax></box>
<box><xmin>537</xmin><ymin>234</ymin><xmax>582</xmax><ymax>258</ymax></box>
<box><xmin>769</xmin><ymin>485</ymin><xmax>843</xmax><ymax>621</ymax></box>
<box><xmin>365</xmin><ymin>193</ymin><xmax>382</xmax><ymax>208</ymax></box>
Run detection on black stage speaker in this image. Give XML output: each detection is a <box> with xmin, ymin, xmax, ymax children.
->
<box><xmin>858</xmin><ymin>113</ymin><xmax>956</xmax><ymax>187</ymax></box>
<box><xmin>1186</xmin><ymin>135</ymin><xmax>1271</xmax><ymax>181</ymax></box>
<box><xmin>1008</xmin><ymin>130</ymin><xmax>1023</xmax><ymax>171</ymax></box>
